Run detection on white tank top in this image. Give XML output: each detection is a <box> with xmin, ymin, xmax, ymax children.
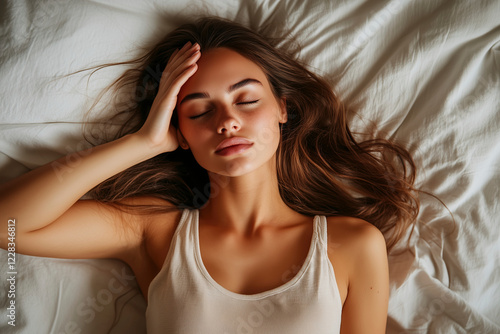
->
<box><xmin>146</xmin><ymin>209</ymin><xmax>342</xmax><ymax>333</ymax></box>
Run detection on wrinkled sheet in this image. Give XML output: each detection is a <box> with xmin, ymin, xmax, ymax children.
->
<box><xmin>0</xmin><ymin>0</ymin><xmax>499</xmax><ymax>333</ymax></box>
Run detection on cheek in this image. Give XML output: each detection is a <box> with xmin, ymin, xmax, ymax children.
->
<box><xmin>181</xmin><ymin>126</ymin><xmax>211</xmax><ymax>149</ymax></box>
<box><xmin>178</xmin><ymin>124</ymin><xmax>214</xmax><ymax>169</ymax></box>
<box><xmin>248</xmin><ymin>107</ymin><xmax>282</xmax><ymax>152</ymax></box>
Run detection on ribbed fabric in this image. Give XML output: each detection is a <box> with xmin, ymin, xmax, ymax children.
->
<box><xmin>146</xmin><ymin>209</ymin><xmax>342</xmax><ymax>334</ymax></box>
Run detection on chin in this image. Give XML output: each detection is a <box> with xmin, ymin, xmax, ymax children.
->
<box><xmin>198</xmin><ymin>149</ymin><xmax>277</xmax><ymax>178</ymax></box>
<box><xmin>214</xmin><ymin>160</ymin><xmax>256</xmax><ymax>177</ymax></box>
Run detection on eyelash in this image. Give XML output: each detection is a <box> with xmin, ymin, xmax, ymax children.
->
<box><xmin>188</xmin><ymin>100</ymin><xmax>260</xmax><ymax>120</ymax></box>
<box><xmin>238</xmin><ymin>100</ymin><xmax>259</xmax><ymax>105</ymax></box>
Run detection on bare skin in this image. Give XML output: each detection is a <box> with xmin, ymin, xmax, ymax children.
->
<box><xmin>0</xmin><ymin>42</ymin><xmax>388</xmax><ymax>333</ymax></box>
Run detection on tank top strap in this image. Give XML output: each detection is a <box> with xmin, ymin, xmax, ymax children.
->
<box><xmin>314</xmin><ymin>215</ymin><xmax>329</xmax><ymax>251</ymax></box>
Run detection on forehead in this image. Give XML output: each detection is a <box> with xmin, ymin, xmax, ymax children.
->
<box><xmin>178</xmin><ymin>47</ymin><xmax>270</xmax><ymax>97</ymax></box>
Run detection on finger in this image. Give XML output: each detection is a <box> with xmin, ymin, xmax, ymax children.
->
<box><xmin>166</xmin><ymin>42</ymin><xmax>194</xmax><ymax>67</ymax></box>
<box><xmin>161</xmin><ymin>48</ymin><xmax>200</xmax><ymax>88</ymax></box>
<box><xmin>161</xmin><ymin>45</ymin><xmax>196</xmax><ymax>83</ymax></box>
<box><xmin>168</xmin><ymin>48</ymin><xmax>180</xmax><ymax>63</ymax></box>
<box><xmin>170</xmin><ymin>42</ymin><xmax>193</xmax><ymax>64</ymax></box>
<box><xmin>168</xmin><ymin>43</ymin><xmax>200</xmax><ymax>70</ymax></box>
<box><xmin>176</xmin><ymin>41</ymin><xmax>196</xmax><ymax>58</ymax></box>
<box><xmin>162</xmin><ymin>47</ymin><xmax>195</xmax><ymax>84</ymax></box>
<box><xmin>169</xmin><ymin>63</ymin><xmax>199</xmax><ymax>97</ymax></box>
<box><xmin>173</xmin><ymin>45</ymin><xmax>201</xmax><ymax>71</ymax></box>
<box><xmin>165</xmin><ymin>49</ymin><xmax>200</xmax><ymax>87</ymax></box>
<box><xmin>158</xmin><ymin>43</ymin><xmax>200</xmax><ymax>96</ymax></box>
<box><xmin>149</xmin><ymin>64</ymin><xmax>198</xmax><ymax>125</ymax></box>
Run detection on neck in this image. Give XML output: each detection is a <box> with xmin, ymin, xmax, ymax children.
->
<box><xmin>199</xmin><ymin>158</ymin><xmax>299</xmax><ymax>236</ymax></box>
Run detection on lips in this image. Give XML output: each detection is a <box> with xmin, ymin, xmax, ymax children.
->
<box><xmin>215</xmin><ymin>137</ymin><xmax>253</xmax><ymax>156</ymax></box>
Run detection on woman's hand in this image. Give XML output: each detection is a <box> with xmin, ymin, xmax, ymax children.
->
<box><xmin>136</xmin><ymin>41</ymin><xmax>201</xmax><ymax>153</ymax></box>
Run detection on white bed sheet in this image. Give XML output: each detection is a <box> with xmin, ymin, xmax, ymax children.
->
<box><xmin>0</xmin><ymin>0</ymin><xmax>499</xmax><ymax>333</ymax></box>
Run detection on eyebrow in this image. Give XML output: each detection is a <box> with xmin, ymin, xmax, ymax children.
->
<box><xmin>179</xmin><ymin>78</ymin><xmax>262</xmax><ymax>105</ymax></box>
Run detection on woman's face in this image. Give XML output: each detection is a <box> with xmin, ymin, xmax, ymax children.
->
<box><xmin>176</xmin><ymin>47</ymin><xmax>287</xmax><ymax>177</ymax></box>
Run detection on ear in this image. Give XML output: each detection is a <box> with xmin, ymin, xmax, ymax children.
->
<box><xmin>176</xmin><ymin>128</ymin><xmax>189</xmax><ymax>149</ymax></box>
<box><xmin>278</xmin><ymin>97</ymin><xmax>287</xmax><ymax>124</ymax></box>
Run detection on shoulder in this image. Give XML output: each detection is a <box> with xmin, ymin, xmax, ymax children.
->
<box><xmin>111</xmin><ymin>195</ymin><xmax>181</xmax><ymax>219</ymax></box>
<box><xmin>115</xmin><ymin>195</ymin><xmax>184</xmax><ymax>238</ymax></box>
<box><xmin>110</xmin><ymin>196</ymin><xmax>185</xmax><ymax>264</ymax></box>
<box><xmin>325</xmin><ymin>216</ymin><xmax>387</xmax><ymax>257</ymax></box>
<box><xmin>325</xmin><ymin>216</ymin><xmax>389</xmax><ymax>332</ymax></box>
<box><xmin>324</xmin><ymin>216</ymin><xmax>388</xmax><ymax>303</ymax></box>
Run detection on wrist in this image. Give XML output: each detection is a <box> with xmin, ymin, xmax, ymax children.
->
<box><xmin>126</xmin><ymin>132</ymin><xmax>173</xmax><ymax>157</ymax></box>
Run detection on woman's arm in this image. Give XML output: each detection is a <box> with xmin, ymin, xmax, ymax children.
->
<box><xmin>0</xmin><ymin>134</ymin><xmax>160</xmax><ymax>235</ymax></box>
<box><xmin>341</xmin><ymin>223</ymin><xmax>389</xmax><ymax>333</ymax></box>
<box><xmin>0</xmin><ymin>134</ymin><xmax>161</xmax><ymax>259</ymax></box>
<box><xmin>327</xmin><ymin>217</ymin><xmax>389</xmax><ymax>334</ymax></box>
<box><xmin>0</xmin><ymin>42</ymin><xmax>201</xmax><ymax>260</ymax></box>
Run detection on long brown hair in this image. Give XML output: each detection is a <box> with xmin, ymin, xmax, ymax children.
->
<box><xmin>83</xmin><ymin>17</ymin><xmax>420</xmax><ymax>251</ymax></box>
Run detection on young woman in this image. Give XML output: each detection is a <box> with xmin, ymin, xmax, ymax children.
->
<box><xmin>0</xmin><ymin>17</ymin><xmax>419</xmax><ymax>333</ymax></box>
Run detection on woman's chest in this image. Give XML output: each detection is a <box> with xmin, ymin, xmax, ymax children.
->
<box><xmin>137</xmin><ymin>215</ymin><xmax>348</xmax><ymax>304</ymax></box>
<box><xmin>197</xmin><ymin>222</ymin><xmax>314</xmax><ymax>295</ymax></box>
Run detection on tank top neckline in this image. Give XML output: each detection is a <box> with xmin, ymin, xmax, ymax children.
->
<box><xmin>191</xmin><ymin>209</ymin><xmax>321</xmax><ymax>300</ymax></box>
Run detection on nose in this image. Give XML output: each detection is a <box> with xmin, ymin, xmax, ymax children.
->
<box><xmin>216</xmin><ymin>107</ymin><xmax>241</xmax><ymax>134</ymax></box>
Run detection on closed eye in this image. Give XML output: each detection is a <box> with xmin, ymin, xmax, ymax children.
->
<box><xmin>237</xmin><ymin>100</ymin><xmax>259</xmax><ymax>105</ymax></box>
<box><xmin>188</xmin><ymin>100</ymin><xmax>259</xmax><ymax>119</ymax></box>
<box><xmin>189</xmin><ymin>109</ymin><xmax>212</xmax><ymax>120</ymax></box>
